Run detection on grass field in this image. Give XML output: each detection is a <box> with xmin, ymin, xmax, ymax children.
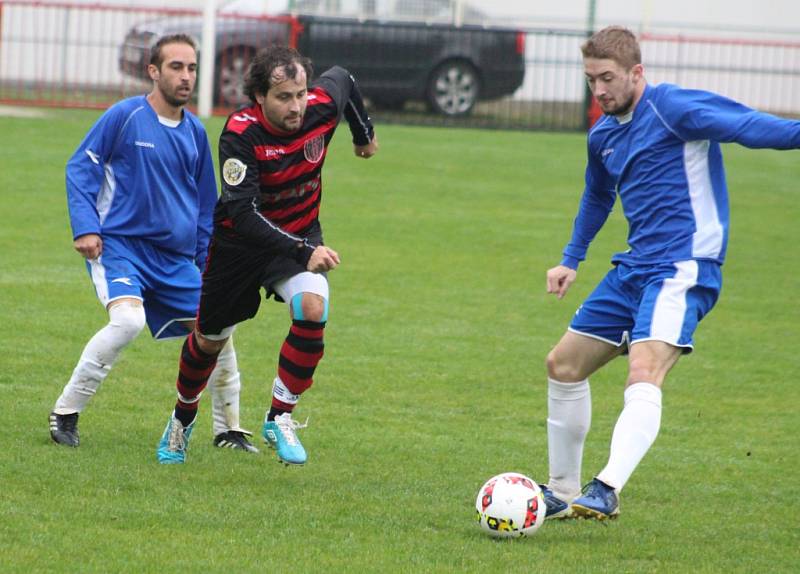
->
<box><xmin>1</xmin><ymin>108</ymin><xmax>798</xmax><ymax>573</ymax></box>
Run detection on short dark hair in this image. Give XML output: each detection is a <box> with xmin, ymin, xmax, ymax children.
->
<box><xmin>243</xmin><ymin>45</ymin><xmax>313</xmax><ymax>103</ymax></box>
<box><xmin>150</xmin><ymin>34</ymin><xmax>196</xmax><ymax>69</ymax></box>
<box><xmin>581</xmin><ymin>26</ymin><xmax>641</xmax><ymax>70</ymax></box>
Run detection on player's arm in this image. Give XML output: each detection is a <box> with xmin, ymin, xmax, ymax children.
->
<box><xmin>662</xmin><ymin>87</ymin><xmax>800</xmax><ymax>148</ymax></box>
<box><xmin>66</xmin><ymin>105</ymin><xmax>125</xmax><ymax>259</ymax></box>
<box><xmin>316</xmin><ymin>66</ymin><xmax>377</xmax><ymax>158</ymax></box>
<box><xmin>193</xmin><ymin>124</ymin><xmax>217</xmax><ymax>268</ymax></box>
<box><xmin>217</xmin><ymin>131</ymin><xmax>320</xmax><ymax>268</ymax></box>
<box><xmin>547</xmin><ymin>145</ymin><xmax>615</xmax><ymax>299</ymax></box>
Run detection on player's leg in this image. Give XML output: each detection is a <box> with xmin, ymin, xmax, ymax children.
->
<box><xmin>207</xmin><ymin>336</ymin><xmax>258</xmax><ymax>452</ymax></box>
<box><xmin>50</xmin><ymin>245</ymin><xmax>147</xmax><ymax>447</ymax></box>
<box><xmin>157</xmin><ymin>328</ymin><xmax>230</xmax><ymax>464</ymax></box>
<box><xmin>263</xmin><ymin>272</ymin><xmax>329</xmax><ymax>465</ymax></box>
<box><xmin>543</xmin><ymin>331</ymin><xmax>622</xmax><ymax>517</ymax></box>
<box><xmin>157</xmin><ymin>239</ymin><xmax>265</xmax><ymax>463</ymax></box>
<box><xmin>573</xmin><ymin>260</ymin><xmax>721</xmax><ymax>519</ymax></box>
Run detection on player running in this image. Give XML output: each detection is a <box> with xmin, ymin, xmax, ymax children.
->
<box><xmin>540</xmin><ymin>26</ymin><xmax>800</xmax><ymax>520</ymax></box>
<box><xmin>50</xmin><ymin>34</ymin><xmax>257</xmax><ymax>453</ymax></box>
<box><xmin>157</xmin><ymin>45</ymin><xmax>378</xmax><ymax>465</ymax></box>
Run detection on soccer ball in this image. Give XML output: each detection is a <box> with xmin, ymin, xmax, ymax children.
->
<box><xmin>475</xmin><ymin>472</ymin><xmax>546</xmax><ymax>538</ymax></box>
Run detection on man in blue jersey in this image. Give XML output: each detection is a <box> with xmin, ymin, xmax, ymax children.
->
<box><xmin>540</xmin><ymin>26</ymin><xmax>800</xmax><ymax>520</ymax></box>
<box><xmin>49</xmin><ymin>34</ymin><xmax>258</xmax><ymax>453</ymax></box>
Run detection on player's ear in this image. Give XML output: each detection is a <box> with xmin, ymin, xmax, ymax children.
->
<box><xmin>147</xmin><ymin>64</ymin><xmax>160</xmax><ymax>82</ymax></box>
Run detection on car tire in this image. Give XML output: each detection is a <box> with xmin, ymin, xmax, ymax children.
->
<box><xmin>215</xmin><ymin>46</ymin><xmax>255</xmax><ymax>107</ymax></box>
<box><xmin>426</xmin><ymin>60</ymin><xmax>480</xmax><ymax>117</ymax></box>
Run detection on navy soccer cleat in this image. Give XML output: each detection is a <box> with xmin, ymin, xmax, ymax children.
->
<box><xmin>571</xmin><ymin>478</ymin><xmax>620</xmax><ymax>520</ymax></box>
<box><xmin>539</xmin><ymin>484</ymin><xmax>575</xmax><ymax>520</ymax></box>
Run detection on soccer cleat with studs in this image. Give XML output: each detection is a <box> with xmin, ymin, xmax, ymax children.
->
<box><xmin>539</xmin><ymin>484</ymin><xmax>575</xmax><ymax>520</ymax></box>
<box><xmin>213</xmin><ymin>430</ymin><xmax>259</xmax><ymax>453</ymax></box>
<box><xmin>262</xmin><ymin>412</ymin><xmax>308</xmax><ymax>466</ymax></box>
<box><xmin>156</xmin><ymin>413</ymin><xmax>195</xmax><ymax>464</ymax></box>
<box><xmin>571</xmin><ymin>478</ymin><xmax>620</xmax><ymax>520</ymax></box>
<box><xmin>49</xmin><ymin>411</ymin><xmax>80</xmax><ymax>447</ymax></box>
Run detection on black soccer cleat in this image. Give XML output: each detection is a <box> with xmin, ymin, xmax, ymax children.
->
<box><xmin>213</xmin><ymin>430</ymin><xmax>259</xmax><ymax>453</ymax></box>
<box><xmin>49</xmin><ymin>411</ymin><xmax>80</xmax><ymax>447</ymax></box>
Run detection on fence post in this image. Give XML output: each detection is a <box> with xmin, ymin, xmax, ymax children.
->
<box><xmin>198</xmin><ymin>0</ymin><xmax>217</xmax><ymax>118</ymax></box>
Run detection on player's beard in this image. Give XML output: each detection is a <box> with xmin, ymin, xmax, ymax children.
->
<box><xmin>161</xmin><ymin>82</ymin><xmax>193</xmax><ymax>108</ymax></box>
<box><xmin>605</xmin><ymin>93</ymin><xmax>635</xmax><ymax>116</ymax></box>
<box><xmin>278</xmin><ymin>112</ymin><xmax>304</xmax><ymax>132</ymax></box>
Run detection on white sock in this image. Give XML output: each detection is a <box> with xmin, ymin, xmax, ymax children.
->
<box><xmin>596</xmin><ymin>382</ymin><xmax>662</xmax><ymax>492</ymax></box>
<box><xmin>53</xmin><ymin>303</ymin><xmax>145</xmax><ymax>414</ymax></box>
<box><xmin>547</xmin><ymin>378</ymin><xmax>591</xmax><ymax>501</ymax></box>
<box><xmin>207</xmin><ymin>338</ymin><xmax>243</xmax><ymax>435</ymax></box>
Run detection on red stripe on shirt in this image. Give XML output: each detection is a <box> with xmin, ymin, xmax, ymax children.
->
<box><xmin>259</xmin><ymin>149</ymin><xmax>329</xmax><ymax>186</ymax></box>
<box><xmin>261</xmin><ymin>188</ymin><xmax>321</xmax><ymax>222</ymax></box>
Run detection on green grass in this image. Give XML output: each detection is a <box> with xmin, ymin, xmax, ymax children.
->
<box><xmin>1</xmin><ymin>108</ymin><xmax>798</xmax><ymax>573</ymax></box>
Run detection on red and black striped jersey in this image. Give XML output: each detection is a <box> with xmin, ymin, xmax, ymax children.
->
<box><xmin>214</xmin><ymin>66</ymin><xmax>374</xmax><ymax>265</ymax></box>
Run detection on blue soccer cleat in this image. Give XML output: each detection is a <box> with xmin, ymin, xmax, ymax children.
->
<box><xmin>157</xmin><ymin>413</ymin><xmax>195</xmax><ymax>464</ymax></box>
<box><xmin>262</xmin><ymin>412</ymin><xmax>307</xmax><ymax>466</ymax></box>
<box><xmin>539</xmin><ymin>484</ymin><xmax>575</xmax><ymax>520</ymax></box>
<box><xmin>571</xmin><ymin>478</ymin><xmax>620</xmax><ymax>520</ymax></box>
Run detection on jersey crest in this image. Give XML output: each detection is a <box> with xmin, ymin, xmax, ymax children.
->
<box><xmin>303</xmin><ymin>135</ymin><xmax>325</xmax><ymax>164</ymax></box>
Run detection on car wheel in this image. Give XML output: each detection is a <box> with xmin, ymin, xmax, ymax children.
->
<box><xmin>215</xmin><ymin>47</ymin><xmax>255</xmax><ymax>107</ymax></box>
<box><xmin>426</xmin><ymin>60</ymin><xmax>480</xmax><ymax>117</ymax></box>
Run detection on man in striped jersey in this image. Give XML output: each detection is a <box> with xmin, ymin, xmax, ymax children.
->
<box><xmin>157</xmin><ymin>45</ymin><xmax>378</xmax><ymax>465</ymax></box>
<box><xmin>540</xmin><ymin>26</ymin><xmax>800</xmax><ymax>519</ymax></box>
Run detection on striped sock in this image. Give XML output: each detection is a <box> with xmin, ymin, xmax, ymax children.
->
<box><xmin>174</xmin><ymin>332</ymin><xmax>219</xmax><ymax>427</ymax></box>
<box><xmin>269</xmin><ymin>319</ymin><xmax>325</xmax><ymax>418</ymax></box>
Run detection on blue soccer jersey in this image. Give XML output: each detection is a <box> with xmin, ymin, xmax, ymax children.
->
<box><xmin>562</xmin><ymin>83</ymin><xmax>800</xmax><ymax>269</ymax></box>
<box><xmin>66</xmin><ymin>95</ymin><xmax>217</xmax><ymax>265</ymax></box>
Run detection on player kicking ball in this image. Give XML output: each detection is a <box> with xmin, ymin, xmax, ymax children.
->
<box><xmin>539</xmin><ymin>26</ymin><xmax>800</xmax><ymax>520</ymax></box>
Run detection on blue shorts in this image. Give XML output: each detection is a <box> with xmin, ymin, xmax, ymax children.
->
<box><xmin>85</xmin><ymin>235</ymin><xmax>201</xmax><ymax>339</ymax></box>
<box><xmin>569</xmin><ymin>260</ymin><xmax>722</xmax><ymax>353</ymax></box>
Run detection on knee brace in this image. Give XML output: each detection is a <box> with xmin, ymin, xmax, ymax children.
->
<box><xmin>290</xmin><ymin>292</ymin><xmax>329</xmax><ymax>323</ymax></box>
<box><xmin>103</xmin><ymin>301</ymin><xmax>146</xmax><ymax>353</ymax></box>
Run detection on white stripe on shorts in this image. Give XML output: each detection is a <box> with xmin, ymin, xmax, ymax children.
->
<box><xmin>650</xmin><ymin>260</ymin><xmax>698</xmax><ymax>344</ymax></box>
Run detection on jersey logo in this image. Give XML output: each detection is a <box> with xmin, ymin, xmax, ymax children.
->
<box><xmin>303</xmin><ymin>135</ymin><xmax>325</xmax><ymax>164</ymax></box>
<box><xmin>111</xmin><ymin>277</ymin><xmax>133</xmax><ymax>286</ymax></box>
<box><xmin>223</xmin><ymin>158</ymin><xmax>247</xmax><ymax>186</ymax></box>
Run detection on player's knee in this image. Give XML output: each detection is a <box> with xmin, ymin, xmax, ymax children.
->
<box><xmin>546</xmin><ymin>348</ymin><xmax>582</xmax><ymax>382</ymax></box>
<box><xmin>195</xmin><ymin>331</ymin><xmax>228</xmax><ymax>355</ymax></box>
<box><xmin>291</xmin><ymin>292</ymin><xmax>328</xmax><ymax>323</ymax></box>
<box><xmin>107</xmin><ymin>302</ymin><xmax>146</xmax><ymax>343</ymax></box>
<box><xmin>627</xmin><ymin>356</ymin><xmax>661</xmax><ymax>386</ymax></box>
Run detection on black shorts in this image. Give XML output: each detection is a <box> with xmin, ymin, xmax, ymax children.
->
<box><xmin>197</xmin><ymin>229</ymin><xmax>323</xmax><ymax>336</ymax></box>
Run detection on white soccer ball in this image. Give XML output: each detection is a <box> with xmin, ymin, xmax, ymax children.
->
<box><xmin>475</xmin><ymin>472</ymin><xmax>546</xmax><ymax>538</ymax></box>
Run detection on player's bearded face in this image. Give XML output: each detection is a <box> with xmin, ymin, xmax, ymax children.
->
<box><xmin>152</xmin><ymin>43</ymin><xmax>197</xmax><ymax>108</ymax></box>
<box><xmin>259</xmin><ymin>65</ymin><xmax>308</xmax><ymax>133</ymax></box>
<box><xmin>584</xmin><ymin>58</ymin><xmax>643</xmax><ymax>116</ymax></box>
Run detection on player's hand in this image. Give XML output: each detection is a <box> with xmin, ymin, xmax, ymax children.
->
<box><xmin>546</xmin><ymin>265</ymin><xmax>577</xmax><ymax>299</ymax></box>
<box><xmin>74</xmin><ymin>233</ymin><xmax>103</xmax><ymax>260</ymax></box>
<box><xmin>354</xmin><ymin>135</ymin><xmax>378</xmax><ymax>159</ymax></box>
<box><xmin>307</xmin><ymin>246</ymin><xmax>340</xmax><ymax>272</ymax></box>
